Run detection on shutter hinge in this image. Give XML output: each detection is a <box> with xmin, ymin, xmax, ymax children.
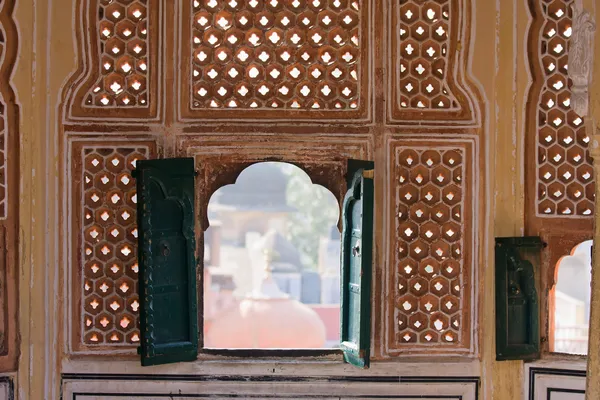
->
<box><xmin>362</xmin><ymin>170</ymin><xmax>374</xmax><ymax>179</ymax></box>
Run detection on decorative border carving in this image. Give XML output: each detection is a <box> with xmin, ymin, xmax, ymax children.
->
<box><xmin>62</xmin><ymin>374</ymin><xmax>479</xmax><ymax>400</ymax></box>
<box><xmin>0</xmin><ymin>0</ymin><xmax>19</xmax><ymax>372</ymax></box>
<box><xmin>527</xmin><ymin>366</ymin><xmax>586</xmax><ymax>400</ymax></box>
<box><xmin>387</xmin><ymin>0</ymin><xmax>478</xmax><ymax>125</ymax></box>
<box><xmin>63</xmin><ymin>0</ymin><xmax>162</xmax><ymax>123</ymax></box>
<box><xmin>180</xmin><ymin>135</ymin><xmax>371</xmax><ymax>228</ymax></box>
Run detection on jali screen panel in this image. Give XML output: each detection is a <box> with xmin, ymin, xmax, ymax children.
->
<box><xmin>72</xmin><ymin>143</ymin><xmax>155</xmax><ymax>349</ymax></box>
<box><xmin>182</xmin><ymin>0</ymin><xmax>369</xmax><ymax>119</ymax></box>
<box><xmin>66</xmin><ymin>0</ymin><xmax>160</xmax><ymax>120</ymax></box>
<box><xmin>386</xmin><ymin>140</ymin><xmax>474</xmax><ymax>355</ymax></box>
<box><xmin>535</xmin><ymin>0</ymin><xmax>593</xmax><ymax>217</ymax></box>
<box><xmin>388</xmin><ymin>0</ymin><xmax>475</xmax><ymax>123</ymax></box>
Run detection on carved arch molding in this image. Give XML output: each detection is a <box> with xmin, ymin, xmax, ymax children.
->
<box><xmin>0</xmin><ymin>0</ymin><xmax>19</xmax><ymax>372</ymax></box>
<box><xmin>62</xmin><ymin>0</ymin><xmax>483</xmax><ymax>358</ymax></box>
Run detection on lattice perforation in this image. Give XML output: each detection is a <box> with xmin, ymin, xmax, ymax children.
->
<box><xmin>397</xmin><ymin>0</ymin><xmax>458</xmax><ymax>110</ymax></box>
<box><xmin>394</xmin><ymin>147</ymin><xmax>464</xmax><ymax>345</ymax></box>
<box><xmin>81</xmin><ymin>147</ymin><xmax>147</xmax><ymax>345</ymax></box>
<box><xmin>536</xmin><ymin>0</ymin><xmax>594</xmax><ymax>217</ymax></box>
<box><xmin>84</xmin><ymin>0</ymin><xmax>150</xmax><ymax>108</ymax></box>
<box><xmin>190</xmin><ymin>0</ymin><xmax>361</xmax><ymax>110</ymax></box>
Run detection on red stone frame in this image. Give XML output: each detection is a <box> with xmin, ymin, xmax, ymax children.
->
<box><xmin>187</xmin><ymin>139</ymin><xmax>370</xmax><ymax>353</ymax></box>
<box><xmin>525</xmin><ymin>0</ymin><xmax>594</xmax><ymax>357</ymax></box>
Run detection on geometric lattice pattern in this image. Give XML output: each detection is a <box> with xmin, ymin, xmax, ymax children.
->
<box><xmin>81</xmin><ymin>147</ymin><xmax>148</xmax><ymax>345</ymax></box>
<box><xmin>394</xmin><ymin>148</ymin><xmax>464</xmax><ymax>344</ymax></box>
<box><xmin>398</xmin><ymin>0</ymin><xmax>457</xmax><ymax>109</ymax></box>
<box><xmin>191</xmin><ymin>0</ymin><xmax>360</xmax><ymax>110</ymax></box>
<box><xmin>84</xmin><ymin>0</ymin><xmax>150</xmax><ymax>107</ymax></box>
<box><xmin>536</xmin><ymin>0</ymin><xmax>593</xmax><ymax>216</ymax></box>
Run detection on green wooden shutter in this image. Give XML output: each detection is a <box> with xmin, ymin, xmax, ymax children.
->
<box><xmin>340</xmin><ymin>160</ymin><xmax>374</xmax><ymax>368</ymax></box>
<box><xmin>495</xmin><ymin>237</ymin><xmax>542</xmax><ymax>361</ymax></box>
<box><xmin>135</xmin><ymin>158</ymin><xmax>198</xmax><ymax>366</ymax></box>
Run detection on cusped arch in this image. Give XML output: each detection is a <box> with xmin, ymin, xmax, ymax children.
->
<box><xmin>550</xmin><ymin>239</ymin><xmax>592</xmax><ymax>354</ymax></box>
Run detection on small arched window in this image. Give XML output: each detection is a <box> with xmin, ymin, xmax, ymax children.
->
<box><xmin>203</xmin><ymin>162</ymin><xmax>340</xmax><ymax>350</ymax></box>
<box><xmin>134</xmin><ymin>157</ymin><xmax>374</xmax><ymax>367</ymax></box>
<box><xmin>551</xmin><ymin>240</ymin><xmax>592</xmax><ymax>355</ymax></box>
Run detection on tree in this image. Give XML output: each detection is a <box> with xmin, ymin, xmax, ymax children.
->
<box><xmin>283</xmin><ymin>165</ymin><xmax>339</xmax><ymax>270</ymax></box>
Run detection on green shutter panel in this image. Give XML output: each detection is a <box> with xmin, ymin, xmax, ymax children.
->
<box><xmin>340</xmin><ymin>160</ymin><xmax>374</xmax><ymax>368</ymax></box>
<box><xmin>135</xmin><ymin>158</ymin><xmax>198</xmax><ymax>366</ymax></box>
<box><xmin>495</xmin><ymin>237</ymin><xmax>542</xmax><ymax>361</ymax></box>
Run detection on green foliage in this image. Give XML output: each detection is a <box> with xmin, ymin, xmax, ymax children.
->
<box><xmin>283</xmin><ymin>165</ymin><xmax>340</xmax><ymax>270</ymax></box>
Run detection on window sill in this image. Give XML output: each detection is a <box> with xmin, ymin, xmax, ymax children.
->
<box><xmin>200</xmin><ymin>348</ymin><xmax>342</xmax><ymax>358</ymax></box>
<box><xmin>61</xmin><ymin>357</ymin><xmax>481</xmax><ymax>377</ymax></box>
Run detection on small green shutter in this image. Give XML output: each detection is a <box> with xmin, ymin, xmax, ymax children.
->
<box><xmin>135</xmin><ymin>158</ymin><xmax>198</xmax><ymax>366</ymax></box>
<box><xmin>340</xmin><ymin>160</ymin><xmax>374</xmax><ymax>368</ymax></box>
<box><xmin>495</xmin><ymin>237</ymin><xmax>542</xmax><ymax>361</ymax></box>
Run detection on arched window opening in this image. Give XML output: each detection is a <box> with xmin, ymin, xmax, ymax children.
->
<box><xmin>551</xmin><ymin>240</ymin><xmax>592</xmax><ymax>355</ymax></box>
<box><xmin>203</xmin><ymin>162</ymin><xmax>341</xmax><ymax>349</ymax></box>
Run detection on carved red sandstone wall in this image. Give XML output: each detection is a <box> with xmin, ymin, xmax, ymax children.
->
<box><xmin>63</xmin><ymin>0</ymin><xmax>482</xmax><ymax>358</ymax></box>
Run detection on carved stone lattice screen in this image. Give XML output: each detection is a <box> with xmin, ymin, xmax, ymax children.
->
<box><xmin>77</xmin><ymin>145</ymin><xmax>152</xmax><ymax>346</ymax></box>
<box><xmin>182</xmin><ymin>0</ymin><xmax>368</xmax><ymax>119</ymax></box>
<box><xmin>388</xmin><ymin>0</ymin><xmax>475</xmax><ymax>123</ymax></box>
<box><xmin>398</xmin><ymin>0</ymin><xmax>455</xmax><ymax>109</ymax></box>
<box><xmin>62</xmin><ymin>0</ymin><xmax>481</xmax><ymax>359</ymax></box>
<box><xmin>386</xmin><ymin>141</ymin><xmax>473</xmax><ymax>355</ymax></box>
<box><xmin>535</xmin><ymin>0</ymin><xmax>593</xmax><ymax>217</ymax></box>
<box><xmin>85</xmin><ymin>0</ymin><xmax>150</xmax><ymax>108</ymax></box>
<box><xmin>66</xmin><ymin>0</ymin><xmax>159</xmax><ymax>120</ymax></box>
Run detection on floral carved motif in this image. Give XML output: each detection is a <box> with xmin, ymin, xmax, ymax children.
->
<box><xmin>567</xmin><ymin>1</ymin><xmax>595</xmax><ymax>117</ymax></box>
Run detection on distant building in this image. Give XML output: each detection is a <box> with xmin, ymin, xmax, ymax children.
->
<box><xmin>208</xmin><ymin>162</ymin><xmax>296</xmax><ymax>246</ymax></box>
<box><xmin>203</xmin><ymin>162</ymin><xmax>340</xmax><ymax>348</ymax></box>
<box><xmin>318</xmin><ymin>225</ymin><xmax>341</xmax><ymax>304</ymax></box>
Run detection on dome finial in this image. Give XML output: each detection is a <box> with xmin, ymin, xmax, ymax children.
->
<box><xmin>251</xmin><ymin>247</ymin><xmax>287</xmax><ymax>299</ymax></box>
<box><xmin>262</xmin><ymin>248</ymin><xmax>278</xmax><ymax>277</ymax></box>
